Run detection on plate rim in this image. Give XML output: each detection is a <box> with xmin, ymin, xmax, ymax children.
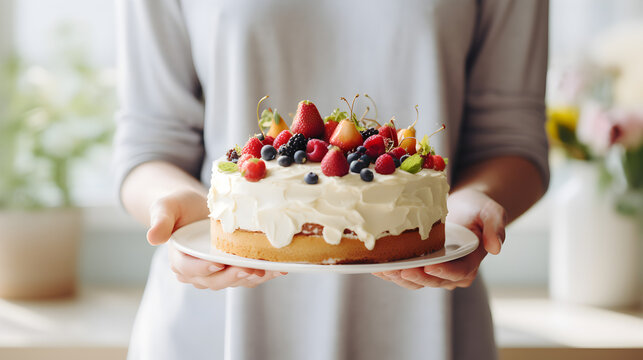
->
<box><xmin>170</xmin><ymin>219</ymin><xmax>479</xmax><ymax>274</ymax></box>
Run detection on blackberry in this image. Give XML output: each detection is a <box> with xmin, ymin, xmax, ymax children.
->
<box><xmin>279</xmin><ymin>133</ymin><xmax>307</xmax><ymax>157</ymax></box>
<box><xmin>360</xmin><ymin>128</ymin><xmax>378</xmax><ymax>140</ymax></box>
<box><xmin>226</xmin><ymin>148</ymin><xmax>239</xmax><ymax>162</ymax></box>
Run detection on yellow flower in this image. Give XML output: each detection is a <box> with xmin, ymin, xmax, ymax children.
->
<box><xmin>546</xmin><ymin>106</ymin><xmax>579</xmax><ymax>145</ymax></box>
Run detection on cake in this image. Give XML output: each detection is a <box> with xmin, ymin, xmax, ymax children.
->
<box><xmin>207</xmin><ymin>95</ymin><xmax>449</xmax><ymax>264</ymax></box>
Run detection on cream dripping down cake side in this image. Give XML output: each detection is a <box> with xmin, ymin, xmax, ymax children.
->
<box><xmin>207</xmin><ymin>95</ymin><xmax>449</xmax><ymax>264</ymax></box>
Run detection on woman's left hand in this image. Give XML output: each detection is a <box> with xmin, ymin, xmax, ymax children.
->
<box><xmin>372</xmin><ymin>188</ymin><xmax>507</xmax><ymax>290</ymax></box>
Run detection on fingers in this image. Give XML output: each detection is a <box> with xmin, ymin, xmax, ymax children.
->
<box><xmin>479</xmin><ymin>200</ymin><xmax>507</xmax><ymax>255</ymax></box>
<box><xmin>423</xmin><ymin>246</ymin><xmax>486</xmax><ymax>282</ymax></box>
<box><xmin>147</xmin><ymin>203</ymin><xmax>177</xmax><ymax>245</ymax></box>
<box><xmin>169</xmin><ymin>245</ymin><xmax>225</xmax><ymax>276</ymax></box>
<box><xmin>147</xmin><ymin>191</ymin><xmax>209</xmax><ymax>246</ymax></box>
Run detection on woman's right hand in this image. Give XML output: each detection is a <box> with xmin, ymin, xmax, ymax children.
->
<box><xmin>147</xmin><ymin>190</ymin><xmax>285</xmax><ymax>290</ymax></box>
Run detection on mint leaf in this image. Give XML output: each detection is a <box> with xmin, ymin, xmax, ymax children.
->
<box><xmin>234</xmin><ymin>144</ymin><xmax>242</xmax><ymax>154</ymax></box>
<box><xmin>324</xmin><ymin>108</ymin><xmax>348</xmax><ymax>123</ymax></box>
<box><xmin>218</xmin><ymin>161</ymin><xmax>238</xmax><ymax>173</ymax></box>
<box><xmin>418</xmin><ymin>135</ymin><xmax>432</xmax><ymax>156</ymax></box>
<box><xmin>400</xmin><ymin>154</ymin><xmax>423</xmax><ymax>174</ymax></box>
<box><xmin>273</xmin><ymin>109</ymin><xmax>282</xmax><ymax>124</ymax></box>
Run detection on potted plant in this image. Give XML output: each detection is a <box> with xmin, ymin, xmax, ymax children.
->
<box><xmin>0</xmin><ymin>27</ymin><xmax>114</xmax><ymax>299</ymax></box>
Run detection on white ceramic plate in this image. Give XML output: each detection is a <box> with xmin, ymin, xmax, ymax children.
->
<box><xmin>170</xmin><ymin>220</ymin><xmax>479</xmax><ymax>274</ymax></box>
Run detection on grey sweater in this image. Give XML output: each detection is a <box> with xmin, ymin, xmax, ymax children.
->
<box><xmin>114</xmin><ymin>1</ymin><xmax>549</xmax><ymax>359</ymax></box>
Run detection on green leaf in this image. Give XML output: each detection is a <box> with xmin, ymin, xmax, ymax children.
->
<box><xmin>259</xmin><ymin>109</ymin><xmax>273</xmax><ymax>128</ymax></box>
<box><xmin>418</xmin><ymin>135</ymin><xmax>432</xmax><ymax>156</ymax></box>
<box><xmin>273</xmin><ymin>109</ymin><xmax>282</xmax><ymax>125</ymax></box>
<box><xmin>217</xmin><ymin>161</ymin><xmax>239</xmax><ymax>173</ymax></box>
<box><xmin>324</xmin><ymin>108</ymin><xmax>348</xmax><ymax>123</ymax></box>
<box><xmin>234</xmin><ymin>144</ymin><xmax>242</xmax><ymax>154</ymax></box>
<box><xmin>400</xmin><ymin>154</ymin><xmax>423</xmax><ymax>174</ymax></box>
<box><xmin>444</xmin><ymin>157</ymin><xmax>449</xmax><ymax>165</ymax></box>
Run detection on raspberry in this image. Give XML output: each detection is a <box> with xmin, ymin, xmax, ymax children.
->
<box><xmin>432</xmin><ymin>155</ymin><xmax>446</xmax><ymax>171</ymax></box>
<box><xmin>273</xmin><ymin>130</ymin><xmax>293</xmax><ymax>150</ymax></box>
<box><xmin>388</xmin><ymin>147</ymin><xmax>406</xmax><ymax>159</ymax></box>
<box><xmin>375</xmin><ymin>153</ymin><xmax>395</xmax><ymax>175</ymax></box>
<box><xmin>360</xmin><ymin>127</ymin><xmax>379</xmax><ymax>140</ymax></box>
<box><xmin>306</xmin><ymin>139</ymin><xmax>329</xmax><ymax>162</ymax></box>
<box><xmin>242</xmin><ymin>137</ymin><xmax>263</xmax><ymax>158</ymax></box>
<box><xmin>364</xmin><ymin>134</ymin><xmax>386</xmax><ymax>158</ymax></box>
<box><xmin>242</xmin><ymin>158</ymin><xmax>266</xmax><ymax>182</ymax></box>
<box><xmin>422</xmin><ymin>154</ymin><xmax>434</xmax><ymax>169</ymax></box>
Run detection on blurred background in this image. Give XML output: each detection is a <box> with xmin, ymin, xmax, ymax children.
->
<box><xmin>0</xmin><ymin>0</ymin><xmax>642</xmax><ymax>359</ymax></box>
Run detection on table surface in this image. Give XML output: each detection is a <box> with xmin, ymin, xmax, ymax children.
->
<box><xmin>0</xmin><ymin>286</ymin><xmax>641</xmax><ymax>349</ymax></box>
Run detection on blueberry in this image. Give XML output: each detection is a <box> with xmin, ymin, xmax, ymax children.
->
<box><xmin>400</xmin><ymin>154</ymin><xmax>410</xmax><ymax>163</ymax></box>
<box><xmin>359</xmin><ymin>154</ymin><xmax>371</xmax><ymax>164</ymax></box>
<box><xmin>304</xmin><ymin>172</ymin><xmax>318</xmax><ymax>184</ymax></box>
<box><xmin>261</xmin><ymin>145</ymin><xmax>277</xmax><ymax>161</ymax></box>
<box><xmin>294</xmin><ymin>150</ymin><xmax>307</xmax><ymax>164</ymax></box>
<box><xmin>350</xmin><ymin>160</ymin><xmax>367</xmax><ymax>173</ymax></box>
<box><xmin>356</xmin><ymin>146</ymin><xmax>367</xmax><ymax>155</ymax></box>
<box><xmin>347</xmin><ymin>152</ymin><xmax>361</xmax><ymax>164</ymax></box>
<box><xmin>278</xmin><ymin>155</ymin><xmax>293</xmax><ymax>167</ymax></box>
<box><xmin>256</xmin><ymin>133</ymin><xmax>265</xmax><ymax>141</ymax></box>
<box><xmin>360</xmin><ymin>168</ymin><xmax>374</xmax><ymax>182</ymax></box>
<box><xmin>393</xmin><ymin>157</ymin><xmax>401</xmax><ymax>168</ymax></box>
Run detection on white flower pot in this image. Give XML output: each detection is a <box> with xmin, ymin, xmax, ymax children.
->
<box><xmin>0</xmin><ymin>207</ymin><xmax>81</xmax><ymax>299</ymax></box>
<box><xmin>549</xmin><ymin>160</ymin><xmax>642</xmax><ymax>308</ymax></box>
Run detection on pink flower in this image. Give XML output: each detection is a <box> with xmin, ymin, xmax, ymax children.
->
<box><xmin>607</xmin><ymin>108</ymin><xmax>643</xmax><ymax>150</ymax></box>
<box><xmin>577</xmin><ymin>103</ymin><xmax>613</xmax><ymax>155</ymax></box>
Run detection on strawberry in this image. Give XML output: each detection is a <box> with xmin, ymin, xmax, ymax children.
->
<box><xmin>273</xmin><ymin>130</ymin><xmax>293</xmax><ymax>151</ymax></box>
<box><xmin>321</xmin><ymin>146</ymin><xmax>349</xmax><ymax>177</ymax></box>
<box><xmin>262</xmin><ymin>135</ymin><xmax>274</xmax><ymax>146</ymax></box>
<box><xmin>323</xmin><ymin>121</ymin><xmax>339</xmax><ymax>143</ymax></box>
<box><xmin>237</xmin><ymin>153</ymin><xmax>254</xmax><ymax>169</ymax></box>
<box><xmin>242</xmin><ymin>158</ymin><xmax>266</xmax><ymax>182</ymax></box>
<box><xmin>378</xmin><ymin>121</ymin><xmax>398</xmax><ymax>147</ymax></box>
<box><xmin>432</xmin><ymin>155</ymin><xmax>446</xmax><ymax>171</ymax></box>
<box><xmin>306</xmin><ymin>139</ymin><xmax>329</xmax><ymax>162</ymax></box>
<box><xmin>242</xmin><ymin>137</ymin><xmax>263</xmax><ymax>158</ymax></box>
<box><xmin>374</xmin><ymin>153</ymin><xmax>396</xmax><ymax>175</ymax></box>
<box><xmin>388</xmin><ymin>147</ymin><xmax>406</xmax><ymax>160</ymax></box>
<box><xmin>363</xmin><ymin>134</ymin><xmax>386</xmax><ymax>158</ymax></box>
<box><xmin>422</xmin><ymin>154</ymin><xmax>434</xmax><ymax>169</ymax></box>
<box><xmin>329</xmin><ymin>119</ymin><xmax>363</xmax><ymax>152</ymax></box>
<box><xmin>291</xmin><ymin>100</ymin><xmax>325</xmax><ymax>139</ymax></box>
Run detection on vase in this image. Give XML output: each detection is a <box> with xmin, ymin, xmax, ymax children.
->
<box><xmin>0</xmin><ymin>207</ymin><xmax>81</xmax><ymax>299</ymax></box>
<box><xmin>549</xmin><ymin>160</ymin><xmax>642</xmax><ymax>308</ymax></box>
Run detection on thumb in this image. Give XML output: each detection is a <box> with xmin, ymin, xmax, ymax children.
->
<box><xmin>147</xmin><ymin>198</ymin><xmax>178</xmax><ymax>246</ymax></box>
<box><xmin>479</xmin><ymin>200</ymin><xmax>507</xmax><ymax>255</ymax></box>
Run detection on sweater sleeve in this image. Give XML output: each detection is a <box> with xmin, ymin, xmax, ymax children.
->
<box><xmin>456</xmin><ymin>0</ymin><xmax>550</xmax><ymax>188</ymax></box>
<box><xmin>112</xmin><ymin>0</ymin><xmax>205</xmax><ymax>193</ymax></box>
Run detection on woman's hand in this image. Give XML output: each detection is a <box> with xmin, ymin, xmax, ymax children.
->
<box><xmin>372</xmin><ymin>188</ymin><xmax>507</xmax><ymax>290</ymax></box>
<box><xmin>148</xmin><ymin>190</ymin><xmax>285</xmax><ymax>290</ymax></box>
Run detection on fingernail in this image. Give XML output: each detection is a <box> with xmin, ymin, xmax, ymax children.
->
<box><xmin>209</xmin><ymin>265</ymin><xmax>224</xmax><ymax>273</ymax></box>
<box><xmin>280</xmin><ymin>272</ymin><xmax>288</xmax><ymax>275</ymax></box>
<box><xmin>237</xmin><ymin>271</ymin><xmax>249</xmax><ymax>278</ymax></box>
<box><xmin>425</xmin><ymin>268</ymin><xmax>442</xmax><ymax>276</ymax></box>
<box><xmin>247</xmin><ymin>274</ymin><xmax>261</xmax><ymax>281</ymax></box>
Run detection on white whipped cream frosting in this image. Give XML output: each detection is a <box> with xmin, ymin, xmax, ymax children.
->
<box><xmin>208</xmin><ymin>157</ymin><xmax>449</xmax><ymax>250</ymax></box>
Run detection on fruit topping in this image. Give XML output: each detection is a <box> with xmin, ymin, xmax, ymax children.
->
<box><xmin>305</xmin><ymin>172</ymin><xmax>319</xmax><ymax>184</ymax></box>
<box><xmin>432</xmin><ymin>155</ymin><xmax>446</xmax><ymax>171</ymax></box>
<box><xmin>378</xmin><ymin>118</ymin><xmax>398</xmax><ymax>147</ymax></box>
<box><xmin>305</xmin><ymin>139</ymin><xmax>329</xmax><ymax>162</ymax></box>
<box><xmin>294</xmin><ymin>150</ymin><xmax>307</xmax><ymax>164</ymax></box>
<box><xmin>291</xmin><ymin>100</ymin><xmax>325</xmax><ymax>139</ymax></box>
<box><xmin>355</xmin><ymin>145</ymin><xmax>367</xmax><ymax>155</ymax></box>
<box><xmin>388</xmin><ymin>147</ymin><xmax>407</xmax><ymax>160</ymax></box>
<box><xmin>261</xmin><ymin>145</ymin><xmax>277</xmax><ymax>161</ymax></box>
<box><xmin>393</xmin><ymin>157</ymin><xmax>401</xmax><ymax>168</ymax></box>
<box><xmin>242</xmin><ymin>137</ymin><xmax>263</xmax><ymax>158</ymax></box>
<box><xmin>257</xmin><ymin>95</ymin><xmax>290</xmax><ymax>138</ymax></box>
<box><xmin>422</xmin><ymin>154</ymin><xmax>434</xmax><ymax>169</ymax></box>
<box><xmin>359</xmin><ymin>154</ymin><xmax>372</xmax><ymax>164</ymax></box>
<box><xmin>329</xmin><ymin>95</ymin><xmax>364</xmax><ymax>152</ymax></box>
<box><xmin>241</xmin><ymin>158</ymin><xmax>266</xmax><ymax>182</ymax></box>
<box><xmin>273</xmin><ymin>130</ymin><xmax>293</xmax><ymax>150</ymax></box>
<box><xmin>262</xmin><ymin>135</ymin><xmax>274</xmax><ymax>146</ymax></box>
<box><xmin>321</xmin><ymin>146</ymin><xmax>349</xmax><ymax>177</ymax></box>
<box><xmin>400</xmin><ymin>154</ymin><xmax>423</xmax><ymax>174</ymax></box>
<box><xmin>400</xmin><ymin>154</ymin><xmax>410</xmax><ymax>163</ymax></box>
<box><xmin>397</xmin><ymin>104</ymin><xmax>419</xmax><ymax>152</ymax></box>
<box><xmin>278</xmin><ymin>155</ymin><xmax>293</xmax><ymax>167</ymax></box>
<box><xmin>279</xmin><ymin>133</ymin><xmax>307</xmax><ymax>157</ymax></box>
<box><xmin>237</xmin><ymin>153</ymin><xmax>254</xmax><ymax>169</ymax></box>
<box><xmin>323</xmin><ymin>108</ymin><xmax>348</xmax><ymax>142</ymax></box>
<box><xmin>226</xmin><ymin>148</ymin><xmax>240</xmax><ymax>162</ymax></box>
<box><xmin>360</xmin><ymin>168</ymin><xmax>374</xmax><ymax>182</ymax></box>
<box><xmin>350</xmin><ymin>160</ymin><xmax>368</xmax><ymax>173</ymax></box>
<box><xmin>363</xmin><ymin>134</ymin><xmax>386</xmax><ymax>158</ymax></box>
<box><xmin>346</xmin><ymin>152</ymin><xmax>361</xmax><ymax>164</ymax></box>
<box><xmin>374</xmin><ymin>153</ymin><xmax>396</xmax><ymax>175</ymax></box>
<box><xmin>360</xmin><ymin>127</ymin><xmax>379</xmax><ymax>140</ymax></box>
<box><xmin>217</xmin><ymin>161</ymin><xmax>239</xmax><ymax>173</ymax></box>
